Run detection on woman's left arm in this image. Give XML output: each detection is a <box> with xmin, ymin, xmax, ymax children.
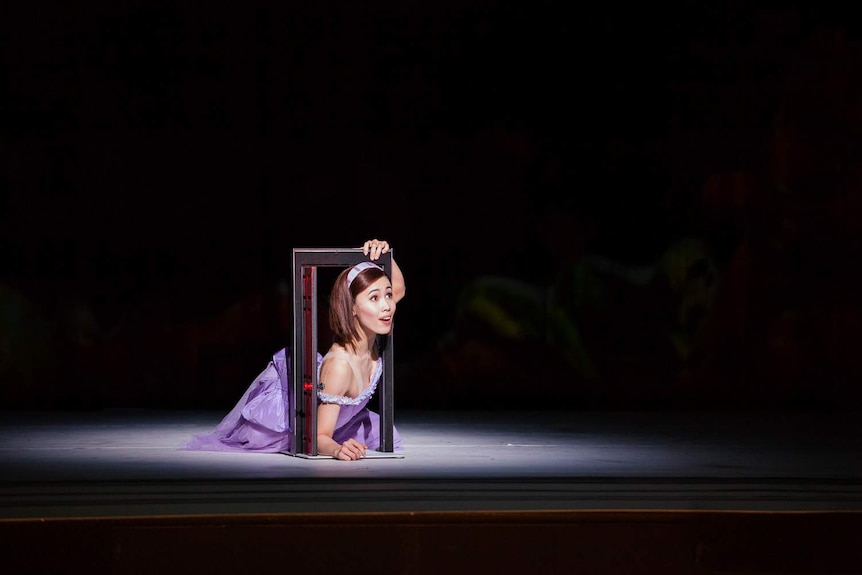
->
<box><xmin>389</xmin><ymin>256</ymin><xmax>405</xmax><ymax>303</ymax></box>
<box><xmin>363</xmin><ymin>239</ymin><xmax>405</xmax><ymax>303</ymax></box>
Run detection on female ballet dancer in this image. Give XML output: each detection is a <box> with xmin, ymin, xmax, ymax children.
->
<box><xmin>184</xmin><ymin>239</ymin><xmax>405</xmax><ymax>460</ymax></box>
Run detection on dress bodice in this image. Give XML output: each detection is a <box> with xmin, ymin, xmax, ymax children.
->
<box><xmin>317</xmin><ymin>350</ymin><xmax>383</xmax><ymax>406</ymax></box>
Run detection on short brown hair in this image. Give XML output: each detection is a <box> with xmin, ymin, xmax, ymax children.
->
<box><xmin>328</xmin><ymin>264</ymin><xmax>389</xmax><ymax>351</ymax></box>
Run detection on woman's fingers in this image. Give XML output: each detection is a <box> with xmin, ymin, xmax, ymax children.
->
<box><xmin>342</xmin><ymin>440</ymin><xmax>367</xmax><ymax>460</ymax></box>
<box><xmin>362</xmin><ymin>239</ymin><xmax>389</xmax><ymax>259</ymax></box>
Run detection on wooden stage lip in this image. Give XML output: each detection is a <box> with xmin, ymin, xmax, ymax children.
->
<box><xmin>3</xmin><ymin>408</ymin><xmax>862</xmax><ymax>574</ymax></box>
<box><xmin>5</xmin><ymin>509</ymin><xmax>862</xmax><ymax>575</ymax></box>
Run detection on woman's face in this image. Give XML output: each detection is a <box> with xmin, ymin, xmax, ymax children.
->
<box><xmin>353</xmin><ymin>276</ymin><xmax>396</xmax><ymax>335</ymax></box>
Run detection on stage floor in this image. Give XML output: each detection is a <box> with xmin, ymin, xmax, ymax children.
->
<box><xmin>2</xmin><ymin>407</ymin><xmax>862</xmax><ymax>519</ymax></box>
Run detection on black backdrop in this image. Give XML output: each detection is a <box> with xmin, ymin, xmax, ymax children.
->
<box><xmin>2</xmin><ymin>2</ymin><xmax>861</xmax><ymax>411</ymax></box>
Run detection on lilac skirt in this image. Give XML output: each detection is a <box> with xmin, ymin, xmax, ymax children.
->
<box><xmin>182</xmin><ymin>348</ymin><xmax>401</xmax><ymax>453</ymax></box>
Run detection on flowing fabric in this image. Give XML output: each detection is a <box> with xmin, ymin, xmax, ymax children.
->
<box><xmin>182</xmin><ymin>348</ymin><xmax>401</xmax><ymax>453</ymax></box>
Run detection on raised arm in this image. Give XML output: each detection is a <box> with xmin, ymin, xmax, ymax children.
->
<box><xmin>362</xmin><ymin>239</ymin><xmax>405</xmax><ymax>303</ymax></box>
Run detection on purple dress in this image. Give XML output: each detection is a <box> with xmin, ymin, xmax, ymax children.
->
<box><xmin>183</xmin><ymin>348</ymin><xmax>401</xmax><ymax>453</ymax></box>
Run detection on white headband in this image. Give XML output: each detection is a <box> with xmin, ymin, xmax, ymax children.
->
<box><xmin>347</xmin><ymin>261</ymin><xmax>384</xmax><ymax>288</ymax></box>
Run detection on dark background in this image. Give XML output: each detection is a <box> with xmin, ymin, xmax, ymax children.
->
<box><xmin>2</xmin><ymin>1</ymin><xmax>860</xmax><ymax>412</ymax></box>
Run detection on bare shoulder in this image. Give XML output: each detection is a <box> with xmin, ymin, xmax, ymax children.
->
<box><xmin>319</xmin><ymin>355</ymin><xmax>353</xmax><ymax>396</ymax></box>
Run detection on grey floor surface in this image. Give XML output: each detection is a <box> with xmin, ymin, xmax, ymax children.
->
<box><xmin>2</xmin><ymin>408</ymin><xmax>862</xmax><ymax>519</ymax></box>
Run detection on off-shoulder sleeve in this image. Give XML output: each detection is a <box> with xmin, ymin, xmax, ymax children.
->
<box><xmin>317</xmin><ymin>351</ymin><xmax>382</xmax><ymax>406</ymax></box>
